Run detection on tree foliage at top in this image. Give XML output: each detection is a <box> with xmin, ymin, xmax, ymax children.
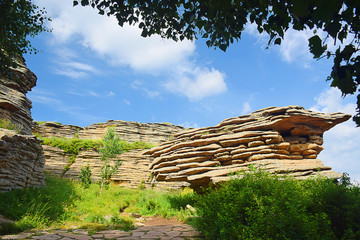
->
<box><xmin>0</xmin><ymin>0</ymin><xmax>49</xmax><ymax>77</ymax></box>
<box><xmin>74</xmin><ymin>0</ymin><xmax>360</xmax><ymax>125</ymax></box>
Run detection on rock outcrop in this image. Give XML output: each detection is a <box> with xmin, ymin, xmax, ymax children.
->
<box><xmin>33</xmin><ymin>120</ymin><xmax>184</xmax><ymax>145</ymax></box>
<box><xmin>0</xmin><ymin>129</ymin><xmax>45</xmax><ymax>192</ymax></box>
<box><xmin>144</xmin><ymin>106</ymin><xmax>351</xmax><ymax>190</ymax></box>
<box><xmin>0</xmin><ymin>60</ymin><xmax>46</xmax><ymax>192</ymax></box>
<box><xmin>0</xmin><ymin>60</ymin><xmax>37</xmax><ymax>135</ymax></box>
<box><xmin>34</xmin><ymin>120</ymin><xmax>187</xmax><ymax>189</ymax></box>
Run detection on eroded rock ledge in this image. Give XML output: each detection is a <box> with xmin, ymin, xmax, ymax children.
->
<box><xmin>144</xmin><ymin>106</ymin><xmax>351</xmax><ymax>189</ymax></box>
<box><xmin>0</xmin><ymin>60</ymin><xmax>46</xmax><ymax>192</ymax></box>
<box><xmin>32</xmin><ymin>120</ymin><xmax>185</xmax><ymax>145</ymax></box>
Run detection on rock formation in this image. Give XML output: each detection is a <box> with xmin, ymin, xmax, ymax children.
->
<box><xmin>0</xmin><ymin>129</ymin><xmax>45</xmax><ymax>192</ymax></box>
<box><xmin>0</xmin><ymin>60</ymin><xmax>37</xmax><ymax>135</ymax></box>
<box><xmin>0</xmin><ymin>60</ymin><xmax>46</xmax><ymax>192</ymax></box>
<box><xmin>144</xmin><ymin>106</ymin><xmax>351</xmax><ymax>190</ymax></box>
<box><xmin>33</xmin><ymin>120</ymin><xmax>184</xmax><ymax>145</ymax></box>
<box><xmin>42</xmin><ymin>145</ymin><xmax>188</xmax><ymax>189</ymax></box>
<box><xmin>34</xmin><ymin>120</ymin><xmax>187</xmax><ymax>189</ymax></box>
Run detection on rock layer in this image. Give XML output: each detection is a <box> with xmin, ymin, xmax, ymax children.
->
<box><xmin>0</xmin><ymin>60</ymin><xmax>37</xmax><ymax>135</ymax></box>
<box><xmin>33</xmin><ymin>120</ymin><xmax>184</xmax><ymax>145</ymax></box>
<box><xmin>0</xmin><ymin>61</ymin><xmax>46</xmax><ymax>192</ymax></box>
<box><xmin>0</xmin><ymin>129</ymin><xmax>45</xmax><ymax>192</ymax></box>
<box><xmin>43</xmin><ymin>146</ymin><xmax>188</xmax><ymax>189</ymax></box>
<box><xmin>144</xmin><ymin>106</ymin><xmax>351</xmax><ymax>189</ymax></box>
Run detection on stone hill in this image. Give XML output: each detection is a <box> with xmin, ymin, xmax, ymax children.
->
<box><xmin>144</xmin><ymin>106</ymin><xmax>350</xmax><ymax>190</ymax></box>
<box><xmin>0</xmin><ymin>60</ymin><xmax>45</xmax><ymax>192</ymax></box>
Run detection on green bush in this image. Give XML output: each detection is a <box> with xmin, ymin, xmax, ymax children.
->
<box><xmin>194</xmin><ymin>170</ymin><xmax>360</xmax><ymax>240</ymax></box>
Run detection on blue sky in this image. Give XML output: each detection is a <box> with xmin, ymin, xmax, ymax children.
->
<box><xmin>27</xmin><ymin>0</ymin><xmax>360</xmax><ymax>181</ymax></box>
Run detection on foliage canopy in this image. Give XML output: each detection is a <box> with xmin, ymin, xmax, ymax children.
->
<box><xmin>74</xmin><ymin>0</ymin><xmax>360</xmax><ymax>125</ymax></box>
<box><xmin>0</xmin><ymin>0</ymin><xmax>49</xmax><ymax>76</ymax></box>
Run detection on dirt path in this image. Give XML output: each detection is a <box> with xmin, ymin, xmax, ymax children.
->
<box><xmin>0</xmin><ymin>217</ymin><xmax>203</xmax><ymax>240</ymax></box>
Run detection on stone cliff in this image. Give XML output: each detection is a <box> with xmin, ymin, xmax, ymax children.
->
<box><xmin>33</xmin><ymin>120</ymin><xmax>185</xmax><ymax>145</ymax></box>
<box><xmin>0</xmin><ymin>129</ymin><xmax>45</xmax><ymax>192</ymax></box>
<box><xmin>144</xmin><ymin>106</ymin><xmax>351</xmax><ymax>190</ymax></box>
<box><xmin>0</xmin><ymin>61</ymin><xmax>45</xmax><ymax>192</ymax></box>
<box><xmin>0</xmin><ymin>60</ymin><xmax>37</xmax><ymax>135</ymax></box>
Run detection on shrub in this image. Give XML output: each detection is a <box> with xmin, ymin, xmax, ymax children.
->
<box><xmin>194</xmin><ymin>170</ymin><xmax>360</xmax><ymax>240</ymax></box>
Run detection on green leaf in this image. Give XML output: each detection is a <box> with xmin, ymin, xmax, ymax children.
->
<box><xmin>73</xmin><ymin>1</ymin><xmax>79</xmax><ymax>6</ymax></box>
<box><xmin>292</xmin><ymin>0</ymin><xmax>310</xmax><ymax>17</ymax></box>
<box><xmin>308</xmin><ymin>35</ymin><xmax>326</xmax><ymax>58</ymax></box>
<box><xmin>274</xmin><ymin>38</ymin><xmax>281</xmax><ymax>45</ymax></box>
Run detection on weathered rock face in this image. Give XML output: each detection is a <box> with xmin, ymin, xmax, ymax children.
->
<box><xmin>0</xmin><ymin>60</ymin><xmax>37</xmax><ymax>135</ymax></box>
<box><xmin>0</xmin><ymin>61</ymin><xmax>46</xmax><ymax>192</ymax></box>
<box><xmin>33</xmin><ymin>120</ymin><xmax>184</xmax><ymax>145</ymax></box>
<box><xmin>144</xmin><ymin>106</ymin><xmax>351</xmax><ymax>190</ymax></box>
<box><xmin>35</xmin><ymin>120</ymin><xmax>187</xmax><ymax>189</ymax></box>
<box><xmin>0</xmin><ymin>129</ymin><xmax>45</xmax><ymax>192</ymax></box>
<box><xmin>43</xmin><ymin>146</ymin><xmax>188</xmax><ymax>189</ymax></box>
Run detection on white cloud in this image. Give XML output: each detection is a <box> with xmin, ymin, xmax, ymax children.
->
<box><xmin>246</xmin><ymin>24</ymin><xmax>313</xmax><ymax>67</ymax></box>
<box><xmin>311</xmin><ymin>88</ymin><xmax>360</xmax><ymax>182</ymax></box>
<box><xmin>241</xmin><ymin>102</ymin><xmax>252</xmax><ymax>115</ymax></box>
<box><xmin>39</xmin><ymin>0</ymin><xmax>195</xmax><ymax>73</ymax></box>
<box><xmin>131</xmin><ymin>80</ymin><xmax>161</xmax><ymax>98</ymax></box>
<box><xmin>36</xmin><ymin>0</ymin><xmax>227</xmax><ymax>100</ymax></box>
<box><xmin>123</xmin><ymin>99</ymin><xmax>131</xmax><ymax>105</ymax></box>
<box><xmin>164</xmin><ymin>67</ymin><xmax>227</xmax><ymax>101</ymax></box>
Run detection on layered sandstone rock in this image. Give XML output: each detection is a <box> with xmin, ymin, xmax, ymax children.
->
<box><xmin>0</xmin><ymin>60</ymin><xmax>37</xmax><ymax>135</ymax></box>
<box><xmin>43</xmin><ymin>146</ymin><xmax>188</xmax><ymax>189</ymax></box>
<box><xmin>0</xmin><ymin>129</ymin><xmax>45</xmax><ymax>192</ymax></box>
<box><xmin>144</xmin><ymin>106</ymin><xmax>351</xmax><ymax>189</ymax></box>
<box><xmin>33</xmin><ymin>120</ymin><xmax>184</xmax><ymax>145</ymax></box>
<box><xmin>0</xmin><ymin>61</ymin><xmax>46</xmax><ymax>192</ymax></box>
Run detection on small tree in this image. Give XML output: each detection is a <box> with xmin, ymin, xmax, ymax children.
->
<box><xmin>98</xmin><ymin>127</ymin><xmax>123</xmax><ymax>193</ymax></box>
<box><xmin>79</xmin><ymin>162</ymin><xmax>92</xmax><ymax>191</ymax></box>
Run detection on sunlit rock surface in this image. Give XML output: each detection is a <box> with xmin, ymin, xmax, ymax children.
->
<box><xmin>144</xmin><ymin>106</ymin><xmax>351</xmax><ymax>189</ymax></box>
<box><xmin>0</xmin><ymin>61</ymin><xmax>45</xmax><ymax>192</ymax></box>
<box><xmin>33</xmin><ymin>120</ymin><xmax>184</xmax><ymax>145</ymax></box>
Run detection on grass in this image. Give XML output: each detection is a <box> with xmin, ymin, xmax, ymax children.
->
<box><xmin>2</xmin><ymin>170</ymin><xmax>360</xmax><ymax>239</ymax></box>
<box><xmin>0</xmin><ymin>118</ymin><xmax>22</xmax><ymax>133</ymax></box>
<box><xmin>0</xmin><ymin>175</ymin><xmax>196</xmax><ymax>235</ymax></box>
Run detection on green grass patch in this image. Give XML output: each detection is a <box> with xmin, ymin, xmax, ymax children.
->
<box><xmin>0</xmin><ymin>175</ymin><xmax>196</xmax><ymax>235</ymax></box>
<box><xmin>39</xmin><ymin>137</ymin><xmax>153</xmax><ymax>155</ymax></box>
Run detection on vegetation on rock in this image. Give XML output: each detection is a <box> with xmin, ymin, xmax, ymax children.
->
<box><xmin>0</xmin><ymin>118</ymin><xmax>21</xmax><ymax>133</ymax></box>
